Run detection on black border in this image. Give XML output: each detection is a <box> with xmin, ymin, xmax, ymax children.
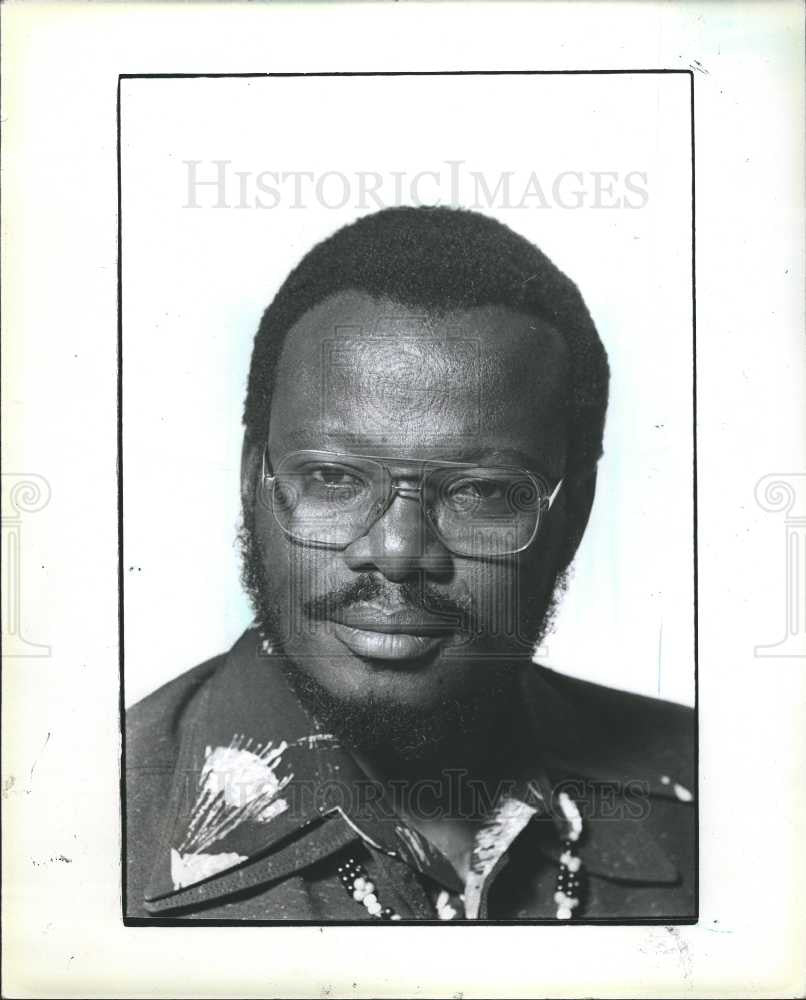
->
<box><xmin>118</xmin><ymin>69</ymin><xmax>697</xmax><ymax>927</ymax></box>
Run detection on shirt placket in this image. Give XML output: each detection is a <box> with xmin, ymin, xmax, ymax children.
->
<box><xmin>462</xmin><ymin>797</ymin><xmax>538</xmax><ymax>919</ymax></box>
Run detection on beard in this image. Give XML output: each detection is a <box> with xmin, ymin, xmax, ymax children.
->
<box><xmin>281</xmin><ymin>659</ymin><xmax>517</xmax><ymax>769</ymax></box>
<box><xmin>239</xmin><ymin>506</ymin><xmax>568</xmax><ymax>767</ymax></box>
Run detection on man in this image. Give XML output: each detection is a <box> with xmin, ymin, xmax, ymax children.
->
<box><xmin>126</xmin><ymin>206</ymin><xmax>695</xmax><ymax>922</ymax></box>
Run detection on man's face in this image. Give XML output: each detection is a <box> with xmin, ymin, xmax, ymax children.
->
<box><xmin>245</xmin><ymin>291</ymin><xmax>571</xmax><ymax>743</ymax></box>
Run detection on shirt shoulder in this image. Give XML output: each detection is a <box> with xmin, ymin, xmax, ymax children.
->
<box><xmin>126</xmin><ymin>654</ymin><xmax>224</xmax><ymax>761</ymax></box>
<box><xmin>537</xmin><ymin>667</ymin><xmax>695</xmax><ymax>792</ymax></box>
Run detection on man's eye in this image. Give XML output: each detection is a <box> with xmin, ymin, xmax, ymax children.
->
<box><xmin>447</xmin><ymin>479</ymin><xmax>502</xmax><ymax>503</ymax></box>
<box><xmin>310</xmin><ymin>467</ymin><xmax>360</xmax><ymax>488</ymax></box>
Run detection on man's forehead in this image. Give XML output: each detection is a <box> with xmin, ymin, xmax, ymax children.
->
<box><xmin>268</xmin><ymin>291</ymin><xmax>569</xmax><ymax>461</ymax></box>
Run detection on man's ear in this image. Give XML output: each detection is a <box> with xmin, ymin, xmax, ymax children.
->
<box><xmin>240</xmin><ymin>436</ymin><xmax>263</xmax><ymax>514</ymax></box>
<box><xmin>557</xmin><ymin>465</ymin><xmax>598</xmax><ymax>573</ymax></box>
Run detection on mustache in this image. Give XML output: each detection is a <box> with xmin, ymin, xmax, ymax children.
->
<box><xmin>302</xmin><ymin>574</ymin><xmax>477</xmax><ymax>632</ymax></box>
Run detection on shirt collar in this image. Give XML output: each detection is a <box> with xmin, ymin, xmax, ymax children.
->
<box><xmin>143</xmin><ymin>629</ymin><xmax>690</xmax><ymax>912</ymax></box>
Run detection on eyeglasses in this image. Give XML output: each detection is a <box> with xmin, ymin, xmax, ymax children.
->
<box><xmin>261</xmin><ymin>448</ymin><xmax>563</xmax><ymax>559</ymax></box>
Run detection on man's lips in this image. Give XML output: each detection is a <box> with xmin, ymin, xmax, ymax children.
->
<box><xmin>327</xmin><ymin>603</ymin><xmax>460</xmax><ymax>661</ymax></box>
<box><xmin>327</xmin><ymin>604</ymin><xmax>460</xmax><ymax>634</ymax></box>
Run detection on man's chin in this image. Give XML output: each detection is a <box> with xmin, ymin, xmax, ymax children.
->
<box><xmin>277</xmin><ymin>650</ymin><xmax>523</xmax><ymax>766</ymax></box>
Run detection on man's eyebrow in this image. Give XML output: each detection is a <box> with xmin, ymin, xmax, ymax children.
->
<box><xmin>273</xmin><ymin>435</ymin><xmax>552</xmax><ymax>473</ymax></box>
<box><xmin>442</xmin><ymin>445</ymin><xmax>543</xmax><ymax>468</ymax></box>
<box><xmin>282</xmin><ymin>429</ymin><xmax>315</xmax><ymax>448</ymax></box>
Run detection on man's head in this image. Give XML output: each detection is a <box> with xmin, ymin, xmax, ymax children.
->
<box><xmin>240</xmin><ymin>207</ymin><xmax>609</xmax><ymax>761</ymax></box>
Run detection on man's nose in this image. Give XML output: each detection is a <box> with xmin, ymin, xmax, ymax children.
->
<box><xmin>342</xmin><ymin>492</ymin><xmax>451</xmax><ymax>582</ymax></box>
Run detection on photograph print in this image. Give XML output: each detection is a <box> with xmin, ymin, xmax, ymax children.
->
<box><xmin>121</xmin><ymin>72</ymin><xmax>696</xmax><ymax>923</ymax></box>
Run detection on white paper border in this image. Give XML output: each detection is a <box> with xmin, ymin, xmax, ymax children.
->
<box><xmin>2</xmin><ymin>2</ymin><xmax>804</xmax><ymax>997</ymax></box>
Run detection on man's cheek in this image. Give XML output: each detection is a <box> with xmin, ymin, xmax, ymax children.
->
<box><xmin>452</xmin><ymin>563</ymin><xmax>519</xmax><ymax>646</ymax></box>
<box><xmin>263</xmin><ymin>542</ymin><xmax>344</xmax><ymax>644</ymax></box>
<box><xmin>259</xmin><ymin>533</ymin><xmax>288</xmax><ymax>603</ymax></box>
<box><xmin>255</xmin><ymin>526</ymin><xmax>297</xmax><ymax>640</ymax></box>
